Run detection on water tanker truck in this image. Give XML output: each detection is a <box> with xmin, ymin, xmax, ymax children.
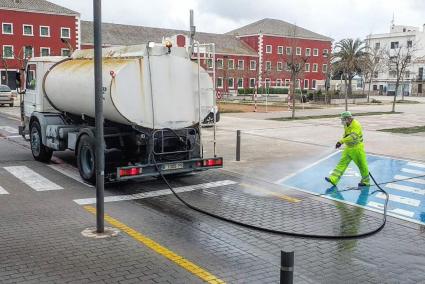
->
<box><xmin>18</xmin><ymin>44</ymin><xmax>222</xmax><ymax>183</ymax></box>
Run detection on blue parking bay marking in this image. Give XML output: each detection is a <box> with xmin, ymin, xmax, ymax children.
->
<box><xmin>278</xmin><ymin>152</ymin><xmax>425</xmax><ymax>225</ymax></box>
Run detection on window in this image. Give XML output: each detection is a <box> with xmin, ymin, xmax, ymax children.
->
<box><xmin>23</xmin><ymin>24</ymin><xmax>33</xmax><ymax>36</ymax></box>
<box><xmin>373</xmin><ymin>71</ymin><xmax>378</xmax><ymax>78</ymax></box>
<box><xmin>323</xmin><ymin>49</ymin><xmax>329</xmax><ymax>56</ymax></box>
<box><xmin>26</xmin><ymin>64</ymin><xmax>36</xmax><ymax>90</ymax></box>
<box><xmin>305</xmin><ymin>48</ymin><xmax>311</xmax><ymax>56</ymax></box>
<box><xmin>216</xmin><ymin>59</ymin><xmax>223</xmax><ymax>69</ymax></box>
<box><xmin>375</xmin><ymin>42</ymin><xmax>380</xmax><ymax>49</ymax></box>
<box><xmin>296</xmin><ymin>79</ymin><xmax>301</xmax><ymax>88</ymax></box>
<box><xmin>304</xmin><ymin>79</ymin><xmax>309</xmax><ymax>89</ymax></box>
<box><xmin>277</xmin><ymin>46</ymin><xmax>284</xmax><ymax>54</ymax></box>
<box><xmin>237</xmin><ymin>78</ymin><xmax>243</xmax><ymax>88</ymax></box>
<box><xmin>249</xmin><ymin>78</ymin><xmax>256</xmax><ymax>88</ymax></box>
<box><xmin>285</xmin><ymin>79</ymin><xmax>290</xmax><ymax>86</ymax></box>
<box><xmin>228</xmin><ymin>59</ymin><xmax>234</xmax><ymax>70</ymax></box>
<box><xmin>228</xmin><ymin>77</ymin><xmax>234</xmax><ymax>89</ymax></box>
<box><xmin>389</xmin><ymin>70</ymin><xmax>396</xmax><ymax>78</ymax></box>
<box><xmin>296</xmin><ymin>47</ymin><xmax>301</xmax><ymax>55</ymax></box>
<box><xmin>40</xmin><ymin>47</ymin><xmax>50</xmax><ymax>57</ymax></box>
<box><xmin>61</xmin><ymin>27</ymin><xmax>71</xmax><ymax>39</ymax></box>
<box><xmin>61</xmin><ymin>48</ymin><xmax>70</xmax><ymax>56</ymax></box>
<box><xmin>237</xmin><ymin>60</ymin><xmax>244</xmax><ymax>70</ymax></box>
<box><xmin>265</xmin><ymin>61</ymin><xmax>272</xmax><ymax>71</ymax></box>
<box><xmin>418</xmin><ymin>84</ymin><xmax>423</xmax><ymax>94</ymax></box>
<box><xmin>276</xmin><ymin>79</ymin><xmax>283</xmax><ymax>87</ymax></box>
<box><xmin>2</xmin><ymin>23</ymin><xmax>13</xmax><ymax>34</ymax></box>
<box><xmin>286</xmin><ymin>62</ymin><xmax>291</xmax><ymax>71</ymax></box>
<box><xmin>277</xmin><ymin>62</ymin><xmax>283</xmax><ymax>71</ymax></box>
<box><xmin>217</xmin><ymin>77</ymin><xmax>223</xmax><ymax>88</ymax></box>
<box><xmin>305</xmin><ymin>63</ymin><xmax>310</xmax><ymax>72</ymax></box>
<box><xmin>405</xmin><ymin>71</ymin><xmax>410</xmax><ymax>78</ymax></box>
<box><xmin>2</xmin><ymin>45</ymin><xmax>13</xmax><ymax>58</ymax></box>
<box><xmin>250</xmin><ymin>60</ymin><xmax>256</xmax><ymax>70</ymax></box>
<box><xmin>419</xmin><ymin>67</ymin><xmax>424</xmax><ymax>80</ymax></box>
<box><xmin>312</xmin><ymin>79</ymin><xmax>317</xmax><ymax>89</ymax></box>
<box><xmin>373</xmin><ymin>85</ymin><xmax>378</xmax><ymax>91</ymax></box>
<box><xmin>313</xmin><ymin>48</ymin><xmax>319</xmax><ymax>56</ymax></box>
<box><xmin>265</xmin><ymin>78</ymin><xmax>271</xmax><ymax>88</ymax></box>
<box><xmin>24</xmin><ymin>46</ymin><xmax>33</xmax><ymax>58</ymax></box>
<box><xmin>322</xmin><ymin>64</ymin><xmax>328</xmax><ymax>73</ymax></box>
<box><xmin>286</xmin><ymin>47</ymin><xmax>292</xmax><ymax>55</ymax></box>
<box><xmin>206</xmin><ymin>58</ymin><xmax>213</xmax><ymax>69</ymax></box>
<box><xmin>265</xmin><ymin>45</ymin><xmax>272</xmax><ymax>54</ymax></box>
<box><xmin>40</xmin><ymin>26</ymin><xmax>50</xmax><ymax>37</ymax></box>
<box><xmin>313</xmin><ymin>63</ymin><xmax>318</xmax><ymax>72</ymax></box>
<box><xmin>390</xmin><ymin>41</ymin><xmax>399</xmax><ymax>49</ymax></box>
<box><xmin>407</xmin><ymin>40</ymin><xmax>413</xmax><ymax>48</ymax></box>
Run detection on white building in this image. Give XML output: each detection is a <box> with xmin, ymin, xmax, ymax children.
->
<box><xmin>365</xmin><ymin>23</ymin><xmax>425</xmax><ymax>97</ymax></box>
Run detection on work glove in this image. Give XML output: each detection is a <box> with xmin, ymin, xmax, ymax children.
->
<box><xmin>335</xmin><ymin>142</ymin><xmax>342</xmax><ymax>149</ymax></box>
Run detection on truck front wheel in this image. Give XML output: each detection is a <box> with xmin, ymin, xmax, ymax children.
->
<box><xmin>30</xmin><ymin>121</ymin><xmax>53</xmax><ymax>162</ymax></box>
<box><xmin>77</xmin><ymin>135</ymin><xmax>96</xmax><ymax>184</ymax></box>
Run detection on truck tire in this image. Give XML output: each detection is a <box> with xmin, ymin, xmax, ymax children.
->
<box><xmin>30</xmin><ymin>121</ymin><xmax>53</xmax><ymax>162</ymax></box>
<box><xmin>77</xmin><ymin>135</ymin><xmax>96</xmax><ymax>184</ymax></box>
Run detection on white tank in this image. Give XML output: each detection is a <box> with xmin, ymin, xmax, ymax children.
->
<box><xmin>43</xmin><ymin>45</ymin><xmax>213</xmax><ymax>129</ymax></box>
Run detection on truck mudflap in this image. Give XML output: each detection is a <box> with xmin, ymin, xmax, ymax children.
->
<box><xmin>113</xmin><ymin>157</ymin><xmax>223</xmax><ymax>181</ymax></box>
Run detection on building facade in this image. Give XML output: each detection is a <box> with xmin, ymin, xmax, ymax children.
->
<box><xmin>0</xmin><ymin>0</ymin><xmax>79</xmax><ymax>89</ymax></box>
<box><xmin>365</xmin><ymin>24</ymin><xmax>425</xmax><ymax>97</ymax></box>
<box><xmin>227</xmin><ymin>19</ymin><xmax>333</xmax><ymax>90</ymax></box>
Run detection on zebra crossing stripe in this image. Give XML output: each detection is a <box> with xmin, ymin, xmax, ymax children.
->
<box><xmin>367</xmin><ymin>201</ymin><xmax>415</xmax><ymax>218</ymax></box>
<box><xmin>0</xmin><ymin>126</ymin><xmax>18</xmax><ymax>134</ymax></box>
<box><xmin>48</xmin><ymin>163</ymin><xmax>93</xmax><ymax>187</ymax></box>
<box><xmin>4</xmin><ymin>166</ymin><xmax>63</xmax><ymax>191</ymax></box>
<box><xmin>394</xmin><ymin>175</ymin><xmax>425</xmax><ymax>185</ymax></box>
<box><xmin>375</xmin><ymin>192</ymin><xmax>420</xmax><ymax>207</ymax></box>
<box><xmin>0</xmin><ymin>186</ymin><xmax>9</xmax><ymax>195</ymax></box>
<box><xmin>407</xmin><ymin>162</ymin><xmax>425</xmax><ymax>169</ymax></box>
<box><xmin>401</xmin><ymin>168</ymin><xmax>425</xmax><ymax>175</ymax></box>
<box><xmin>385</xmin><ymin>183</ymin><xmax>425</xmax><ymax>195</ymax></box>
<box><xmin>74</xmin><ymin>180</ymin><xmax>238</xmax><ymax>205</ymax></box>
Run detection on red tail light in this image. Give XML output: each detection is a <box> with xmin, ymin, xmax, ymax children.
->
<box><xmin>119</xmin><ymin>167</ymin><xmax>142</xmax><ymax>177</ymax></box>
<box><xmin>202</xmin><ymin>158</ymin><xmax>223</xmax><ymax>167</ymax></box>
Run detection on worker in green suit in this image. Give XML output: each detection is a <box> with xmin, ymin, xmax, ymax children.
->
<box><xmin>326</xmin><ymin>111</ymin><xmax>370</xmax><ymax>187</ymax></box>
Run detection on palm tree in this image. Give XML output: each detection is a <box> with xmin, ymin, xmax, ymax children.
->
<box><xmin>333</xmin><ymin>39</ymin><xmax>368</xmax><ymax>110</ymax></box>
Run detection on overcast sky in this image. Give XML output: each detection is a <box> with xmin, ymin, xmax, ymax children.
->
<box><xmin>50</xmin><ymin>0</ymin><xmax>425</xmax><ymax>41</ymax></box>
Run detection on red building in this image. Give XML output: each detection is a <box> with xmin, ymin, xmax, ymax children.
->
<box><xmin>0</xmin><ymin>0</ymin><xmax>79</xmax><ymax>89</ymax></box>
<box><xmin>228</xmin><ymin>18</ymin><xmax>333</xmax><ymax>90</ymax></box>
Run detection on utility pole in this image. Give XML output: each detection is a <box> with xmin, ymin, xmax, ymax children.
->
<box><xmin>93</xmin><ymin>0</ymin><xmax>105</xmax><ymax>233</ymax></box>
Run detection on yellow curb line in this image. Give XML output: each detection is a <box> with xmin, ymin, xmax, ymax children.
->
<box><xmin>240</xmin><ymin>183</ymin><xmax>302</xmax><ymax>203</ymax></box>
<box><xmin>84</xmin><ymin>205</ymin><xmax>225</xmax><ymax>284</ymax></box>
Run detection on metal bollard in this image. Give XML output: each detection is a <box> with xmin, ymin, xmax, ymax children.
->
<box><xmin>236</xmin><ymin>130</ymin><xmax>241</xmax><ymax>161</ymax></box>
<box><xmin>280</xmin><ymin>251</ymin><xmax>294</xmax><ymax>284</ymax></box>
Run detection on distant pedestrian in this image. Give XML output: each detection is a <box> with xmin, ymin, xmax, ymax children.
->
<box><xmin>326</xmin><ymin>111</ymin><xmax>370</xmax><ymax>187</ymax></box>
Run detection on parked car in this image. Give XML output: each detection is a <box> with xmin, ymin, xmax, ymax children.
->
<box><xmin>0</xmin><ymin>85</ymin><xmax>14</xmax><ymax>107</ymax></box>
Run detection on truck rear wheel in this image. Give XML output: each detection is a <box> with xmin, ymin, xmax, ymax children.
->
<box><xmin>30</xmin><ymin>121</ymin><xmax>53</xmax><ymax>162</ymax></box>
<box><xmin>77</xmin><ymin>135</ymin><xmax>96</xmax><ymax>184</ymax></box>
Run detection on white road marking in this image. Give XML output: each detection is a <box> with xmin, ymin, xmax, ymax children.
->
<box><xmin>0</xmin><ymin>186</ymin><xmax>9</xmax><ymax>194</ymax></box>
<box><xmin>401</xmin><ymin>168</ymin><xmax>425</xmax><ymax>175</ymax></box>
<box><xmin>48</xmin><ymin>163</ymin><xmax>93</xmax><ymax>187</ymax></box>
<box><xmin>385</xmin><ymin>183</ymin><xmax>425</xmax><ymax>195</ymax></box>
<box><xmin>407</xmin><ymin>162</ymin><xmax>425</xmax><ymax>169</ymax></box>
<box><xmin>376</xmin><ymin>192</ymin><xmax>420</xmax><ymax>207</ymax></box>
<box><xmin>4</xmin><ymin>166</ymin><xmax>63</xmax><ymax>191</ymax></box>
<box><xmin>394</xmin><ymin>175</ymin><xmax>425</xmax><ymax>185</ymax></box>
<box><xmin>367</xmin><ymin>201</ymin><xmax>415</xmax><ymax>218</ymax></box>
<box><xmin>0</xmin><ymin>126</ymin><xmax>18</xmax><ymax>134</ymax></box>
<box><xmin>74</xmin><ymin>180</ymin><xmax>238</xmax><ymax>205</ymax></box>
<box><xmin>275</xmin><ymin>150</ymin><xmax>341</xmax><ymax>184</ymax></box>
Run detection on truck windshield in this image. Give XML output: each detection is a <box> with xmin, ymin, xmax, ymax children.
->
<box><xmin>0</xmin><ymin>85</ymin><xmax>11</xmax><ymax>92</ymax></box>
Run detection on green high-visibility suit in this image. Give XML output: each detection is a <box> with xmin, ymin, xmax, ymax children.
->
<box><xmin>329</xmin><ymin>119</ymin><xmax>370</xmax><ymax>186</ymax></box>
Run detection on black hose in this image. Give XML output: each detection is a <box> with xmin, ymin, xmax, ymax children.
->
<box><xmin>153</xmin><ymin>154</ymin><xmax>390</xmax><ymax>240</ymax></box>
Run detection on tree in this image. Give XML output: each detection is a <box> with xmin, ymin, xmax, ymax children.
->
<box><xmin>360</xmin><ymin>46</ymin><xmax>384</xmax><ymax>103</ymax></box>
<box><xmin>285</xmin><ymin>25</ymin><xmax>309</xmax><ymax>119</ymax></box>
<box><xmin>332</xmin><ymin>38</ymin><xmax>367</xmax><ymax>110</ymax></box>
<box><xmin>383</xmin><ymin>40</ymin><xmax>416</xmax><ymax>111</ymax></box>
